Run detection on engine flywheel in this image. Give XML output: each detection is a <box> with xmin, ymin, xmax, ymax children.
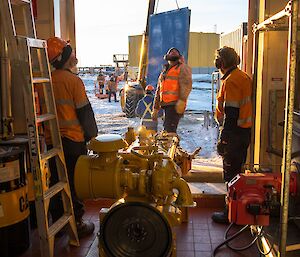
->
<box><xmin>100</xmin><ymin>202</ymin><xmax>173</xmax><ymax>257</ymax></box>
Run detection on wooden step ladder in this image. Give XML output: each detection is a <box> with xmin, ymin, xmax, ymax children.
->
<box><xmin>0</xmin><ymin>1</ymin><xmax>79</xmax><ymax>257</ymax></box>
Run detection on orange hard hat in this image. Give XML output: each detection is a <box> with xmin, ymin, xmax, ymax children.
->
<box><xmin>145</xmin><ymin>85</ymin><xmax>154</xmax><ymax>91</ymax></box>
<box><xmin>46</xmin><ymin>37</ymin><xmax>68</xmax><ymax>63</ymax></box>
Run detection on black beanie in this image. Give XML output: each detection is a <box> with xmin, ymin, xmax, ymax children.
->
<box><xmin>52</xmin><ymin>45</ymin><xmax>72</xmax><ymax>69</ymax></box>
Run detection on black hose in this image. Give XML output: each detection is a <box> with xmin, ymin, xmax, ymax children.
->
<box><xmin>224</xmin><ymin>223</ymin><xmax>259</xmax><ymax>251</ymax></box>
<box><xmin>212</xmin><ymin>223</ymin><xmax>275</xmax><ymax>257</ymax></box>
<box><xmin>211</xmin><ymin>223</ymin><xmax>250</xmax><ymax>257</ymax></box>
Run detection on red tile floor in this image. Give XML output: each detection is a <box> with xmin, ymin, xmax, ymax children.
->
<box><xmin>21</xmin><ymin>199</ymin><xmax>260</xmax><ymax>257</ymax></box>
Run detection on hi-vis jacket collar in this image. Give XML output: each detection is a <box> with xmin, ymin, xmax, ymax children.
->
<box><xmin>221</xmin><ymin>66</ymin><xmax>237</xmax><ymax>80</ymax></box>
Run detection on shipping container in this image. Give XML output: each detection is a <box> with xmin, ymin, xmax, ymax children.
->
<box><xmin>128</xmin><ymin>31</ymin><xmax>219</xmax><ymax>75</ymax></box>
<box><xmin>128</xmin><ymin>35</ymin><xmax>143</xmax><ymax>67</ymax></box>
<box><xmin>188</xmin><ymin>32</ymin><xmax>220</xmax><ymax>74</ymax></box>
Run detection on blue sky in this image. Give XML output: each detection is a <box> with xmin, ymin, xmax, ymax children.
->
<box><xmin>75</xmin><ymin>0</ymin><xmax>248</xmax><ymax>66</ymax></box>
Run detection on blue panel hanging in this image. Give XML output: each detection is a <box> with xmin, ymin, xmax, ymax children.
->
<box><xmin>147</xmin><ymin>7</ymin><xmax>191</xmax><ymax>88</ymax></box>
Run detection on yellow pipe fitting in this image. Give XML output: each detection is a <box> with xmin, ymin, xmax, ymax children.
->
<box><xmin>167</xmin><ymin>137</ymin><xmax>179</xmax><ymax>159</ymax></box>
<box><xmin>172</xmin><ymin>177</ymin><xmax>196</xmax><ymax>207</ymax></box>
<box><xmin>151</xmin><ymin>159</ymin><xmax>174</xmax><ymax>199</ymax></box>
<box><xmin>160</xmin><ymin>205</ymin><xmax>182</xmax><ymax>227</ymax></box>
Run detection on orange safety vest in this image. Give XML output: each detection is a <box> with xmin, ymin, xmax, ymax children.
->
<box><xmin>160</xmin><ymin>64</ymin><xmax>181</xmax><ymax>104</ymax></box>
<box><xmin>43</xmin><ymin>69</ymin><xmax>89</xmax><ymax>143</ymax></box>
<box><xmin>216</xmin><ymin>68</ymin><xmax>252</xmax><ymax>128</ymax></box>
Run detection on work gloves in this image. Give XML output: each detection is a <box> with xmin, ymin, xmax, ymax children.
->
<box><xmin>151</xmin><ymin>109</ymin><xmax>159</xmax><ymax>121</ymax></box>
<box><xmin>175</xmin><ymin>99</ymin><xmax>186</xmax><ymax>114</ymax></box>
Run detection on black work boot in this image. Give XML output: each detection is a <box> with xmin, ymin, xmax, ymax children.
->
<box><xmin>76</xmin><ymin>220</ymin><xmax>95</xmax><ymax>239</ymax></box>
<box><xmin>211</xmin><ymin>210</ymin><xmax>229</xmax><ymax>224</ymax></box>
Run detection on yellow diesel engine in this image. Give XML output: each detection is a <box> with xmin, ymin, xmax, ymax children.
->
<box><xmin>74</xmin><ymin>132</ymin><xmax>197</xmax><ymax>257</ymax></box>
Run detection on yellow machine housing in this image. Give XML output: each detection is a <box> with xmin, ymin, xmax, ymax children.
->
<box><xmin>74</xmin><ymin>133</ymin><xmax>196</xmax><ymax>257</ymax></box>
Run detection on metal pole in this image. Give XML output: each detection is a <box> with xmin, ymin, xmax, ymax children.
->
<box><xmin>0</xmin><ymin>24</ymin><xmax>13</xmax><ymax>140</ymax></box>
<box><xmin>279</xmin><ymin>1</ymin><xmax>298</xmax><ymax>256</ymax></box>
<box><xmin>137</xmin><ymin>0</ymin><xmax>156</xmax><ymax>87</ymax></box>
<box><xmin>211</xmin><ymin>73</ymin><xmax>214</xmax><ymax>113</ymax></box>
<box><xmin>250</xmin><ymin>28</ymin><xmax>258</xmax><ymax>169</ymax></box>
<box><xmin>211</xmin><ymin>72</ymin><xmax>220</xmax><ymax>114</ymax></box>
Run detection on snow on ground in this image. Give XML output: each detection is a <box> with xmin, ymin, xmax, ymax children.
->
<box><xmin>192</xmin><ymin>74</ymin><xmax>212</xmax><ymax>83</ymax></box>
<box><xmin>188</xmin><ymin>81</ymin><xmax>214</xmax><ymax>112</ymax></box>
<box><xmin>81</xmin><ymin>75</ymin><xmax>222</xmax><ymax>164</ymax></box>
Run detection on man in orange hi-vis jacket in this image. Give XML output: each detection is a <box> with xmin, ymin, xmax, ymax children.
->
<box><xmin>152</xmin><ymin>47</ymin><xmax>192</xmax><ymax>133</ymax></box>
<box><xmin>46</xmin><ymin>37</ymin><xmax>98</xmax><ymax>237</ymax></box>
<box><xmin>212</xmin><ymin>46</ymin><xmax>252</xmax><ymax>223</ymax></box>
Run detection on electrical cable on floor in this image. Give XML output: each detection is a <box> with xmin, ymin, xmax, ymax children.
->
<box><xmin>224</xmin><ymin>223</ymin><xmax>258</xmax><ymax>251</ymax></box>
<box><xmin>211</xmin><ymin>223</ymin><xmax>250</xmax><ymax>257</ymax></box>
<box><xmin>211</xmin><ymin>223</ymin><xmax>274</xmax><ymax>257</ymax></box>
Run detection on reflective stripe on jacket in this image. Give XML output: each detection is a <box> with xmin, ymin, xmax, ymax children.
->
<box><xmin>216</xmin><ymin>68</ymin><xmax>252</xmax><ymax>128</ymax></box>
<box><xmin>160</xmin><ymin>65</ymin><xmax>180</xmax><ymax>104</ymax></box>
<box><xmin>154</xmin><ymin>62</ymin><xmax>192</xmax><ymax>110</ymax></box>
<box><xmin>135</xmin><ymin>94</ymin><xmax>163</xmax><ymax>131</ymax></box>
<box><xmin>45</xmin><ymin>69</ymin><xmax>91</xmax><ymax>142</ymax></box>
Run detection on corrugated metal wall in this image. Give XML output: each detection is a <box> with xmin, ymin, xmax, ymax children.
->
<box><xmin>128</xmin><ymin>32</ymin><xmax>219</xmax><ymax>74</ymax></box>
<box><xmin>188</xmin><ymin>32</ymin><xmax>219</xmax><ymax>69</ymax></box>
<box><xmin>220</xmin><ymin>23</ymin><xmax>247</xmax><ymax>70</ymax></box>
